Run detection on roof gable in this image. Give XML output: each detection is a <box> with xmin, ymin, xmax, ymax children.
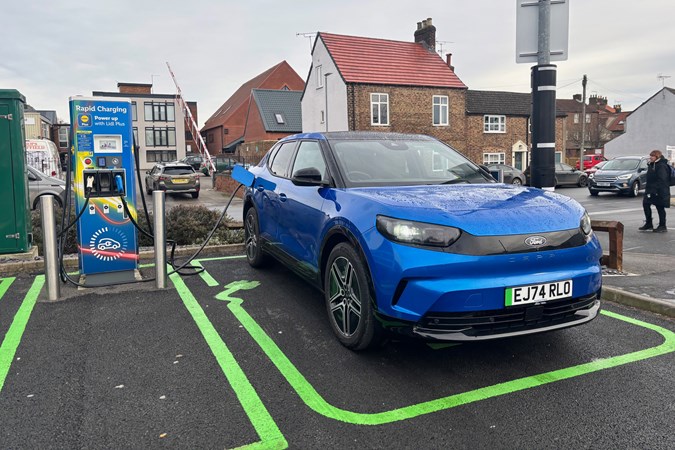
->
<box><xmin>202</xmin><ymin>61</ymin><xmax>303</xmax><ymax>132</ymax></box>
<box><xmin>319</xmin><ymin>32</ymin><xmax>466</xmax><ymax>89</ymax></box>
<box><xmin>251</xmin><ymin>89</ymin><xmax>302</xmax><ymax>132</ymax></box>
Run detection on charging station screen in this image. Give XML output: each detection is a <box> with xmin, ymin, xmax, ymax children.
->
<box><xmin>69</xmin><ymin>97</ymin><xmax>138</xmax><ymax>276</ymax></box>
<box><xmin>94</xmin><ymin>135</ymin><xmax>122</xmax><ymax>153</ymax></box>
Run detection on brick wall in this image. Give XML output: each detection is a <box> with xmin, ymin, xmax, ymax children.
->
<box><xmin>213</xmin><ymin>173</ymin><xmax>245</xmax><ymax>199</ymax></box>
<box><xmin>117</xmin><ymin>83</ymin><xmax>152</xmax><ymax>94</ymax></box>
<box><xmin>348</xmin><ymin>84</ymin><xmax>467</xmax><ymax>153</ymax></box>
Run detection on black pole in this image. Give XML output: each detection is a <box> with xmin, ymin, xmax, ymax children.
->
<box><xmin>530</xmin><ymin>64</ymin><xmax>557</xmax><ymax>189</ymax></box>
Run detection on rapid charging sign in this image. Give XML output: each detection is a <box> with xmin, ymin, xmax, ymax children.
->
<box><xmin>69</xmin><ymin>96</ymin><xmax>138</xmax><ymax>276</ymax></box>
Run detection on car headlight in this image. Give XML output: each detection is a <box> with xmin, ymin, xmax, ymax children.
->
<box><xmin>376</xmin><ymin>215</ymin><xmax>461</xmax><ymax>247</ymax></box>
<box><xmin>581</xmin><ymin>212</ymin><xmax>592</xmax><ymax>236</ymax></box>
<box><xmin>617</xmin><ymin>173</ymin><xmax>632</xmax><ymax>180</ymax></box>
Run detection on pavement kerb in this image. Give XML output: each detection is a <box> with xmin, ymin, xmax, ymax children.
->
<box><xmin>0</xmin><ymin>243</ymin><xmax>246</xmax><ymax>277</ymax></box>
<box><xmin>602</xmin><ymin>286</ymin><xmax>675</xmax><ymax>318</ymax></box>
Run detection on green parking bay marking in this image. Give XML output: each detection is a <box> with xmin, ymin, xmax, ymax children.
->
<box><xmin>185</xmin><ymin>260</ymin><xmax>675</xmax><ymax>426</ymax></box>
<box><xmin>0</xmin><ymin>276</ymin><xmax>42</xmax><ymax>394</ymax></box>
<box><xmin>0</xmin><ymin>277</ymin><xmax>15</xmax><ymax>304</ymax></box>
<box><xmin>170</xmin><ymin>273</ymin><xmax>287</xmax><ymax>450</ymax></box>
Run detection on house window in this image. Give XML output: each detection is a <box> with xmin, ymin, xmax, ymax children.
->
<box><xmin>483</xmin><ymin>153</ymin><xmax>506</xmax><ymax>165</ymax></box>
<box><xmin>144</xmin><ymin>102</ymin><xmax>175</xmax><ymax>122</ymax></box>
<box><xmin>574</xmin><ymin>113</ymin><xmax>579</xmax><ymax>123</ymax></box>
<box><xmin>585</xmin><ymin>113</ymin><xmax>591</xmax><ymax>123</ymax></box>
<box><xmin>145</xmin><ymin>127</ymin><xmax>176</xmax><ymax>147</ymax></box>
<box><xmin>275</xmin><ymin>113</ymin><xmax>285</xmax><ymax>124</ymax></box>
<box><xmin>316</xmin><ymin>65</ymin><xmax>323</xmax><ymax>88</ymax></box>
<box><xmin>483</xmin><ymin>115</ymin><xmax>505</xmax><ymax>133</ymax></box>
<box><xmin>58</xmin><ymin>127</ymin><xmax>69</xmax><ymax>148</ymax></box>
<box><xmin>132</xmin><ymin>127</ymin><xmax>139</xmax><ymax>146</ymax></box>
<box><xmin>131</xmin><ymin>102</ymin><xmax>137</xmax><ymax>121</ymax></box>
<box><xmin>371</xmin><ymin>93</ymin><xmax>389</xmax><ymax>126</ymax></box>
<box><xmin>146</xmin><ymin>150</ymin><xmax>177</xmax><ymax>163</ymax></box>
<box><xmin>433</xmin><ymin>95</ymin><xmax>449</xmax><ymax>126</ymax></box>
<box><xmin>320</xmin><ymin>110</ymin><xmax>325</xmax><ymax>124</ymax></box>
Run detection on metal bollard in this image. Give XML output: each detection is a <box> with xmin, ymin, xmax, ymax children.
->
<box><xmin>40</xmin><ymin>195</ymin><xmax>60</xmax><ymax>300</ymax></box>
<box><xmin>153</xmin><ymin>191</ymin><xmax>167</xmax><ymax>288</ymax></box>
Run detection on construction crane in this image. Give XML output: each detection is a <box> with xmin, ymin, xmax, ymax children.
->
<box><xmin>166</xmin><ymin>62</ymin><xmax>216</xmax><ymax>174</ymax></box>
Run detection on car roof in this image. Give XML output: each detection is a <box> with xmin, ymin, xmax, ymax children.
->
<box><xmin>281</xmin><ymin>131</ymin><xmax>438</xmax><ymax>142</ymax></box>
<box><xmin>157</xmin><ymin>162</ymin><xmax>194</xmax><ymax>169</ymax></box>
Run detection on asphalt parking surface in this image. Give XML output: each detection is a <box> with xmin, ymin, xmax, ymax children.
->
<box><xmin>1</xmin><ymin>256</ymin><xmax>674</xmax><ymax>448</ymax></box>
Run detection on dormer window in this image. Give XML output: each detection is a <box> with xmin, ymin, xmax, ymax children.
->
<box><xmin>275</xmin><ymin>113</ymin><xmax>285</xmax><ymax>124</ymax></box>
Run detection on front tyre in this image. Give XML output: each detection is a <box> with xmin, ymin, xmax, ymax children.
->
<box><xmin>244</xmin><ymin>207</ymin><xmax>269</xmax><ymax>268</ymax></box>
<box><xmin>324</xmin><ymin>243</ymin><xmax>382</xmax><ymax>350</ymax></box>
<box><xmin>629</xmin><ymin>181</ymin><xmax>639</xmax><ymax>197</ymax></box>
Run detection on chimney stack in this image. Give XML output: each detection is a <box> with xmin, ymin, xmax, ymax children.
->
<box><xmin>414</xmin><ymin>17</ymin><xmax>436</xmax><ymax>52</ymax></box>
<box><xmin>613</xmin><ymin>104</ymin><xmax>622</xmax><ymax>113</ymax></box>
<box><xmin>446</xmin><ymin>53</ymin><xmax>454</xmax><ymax>71</ymax></box>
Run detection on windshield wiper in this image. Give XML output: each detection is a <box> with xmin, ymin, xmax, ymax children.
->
<box><xmin>441</xmin><ymin>178</ymin><xmax>470</xmax><ymax>185</ymax></box>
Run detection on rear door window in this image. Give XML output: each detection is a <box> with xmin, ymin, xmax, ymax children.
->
<box><xmin>269</xmin><ymin>142</ymin><xmax>296</xmax><ymax>178</ymax></box>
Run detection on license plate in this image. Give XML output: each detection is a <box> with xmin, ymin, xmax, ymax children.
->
<box><xmin>172</xmin><ymin>178</ymin><xmax>189</xmax><ymax>184</ymax></box>
<box><xmin>505</xmin><ymin>280</ymin><xmax>572</xmax><ymax>307</ymax></box>
<box><xmin>596</xmin><ymin>182</ymin><xmax>610</xmax><ymax>187</ymax></box>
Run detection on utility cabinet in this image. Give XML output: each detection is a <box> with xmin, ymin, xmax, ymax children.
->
<box><xmin>0</xmin><ymin>89</ymin><xmax>32</xmax><ymax>254</ymax></box>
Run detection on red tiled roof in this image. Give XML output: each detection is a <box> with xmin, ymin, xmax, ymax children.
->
<box><xmin>319</xmin><ymin>32</ymin><xmax>466</xmax><ymax>89</ymax></box>
<box><xmin>607</xmin><ymin>111</ymin><xmax>630</xmax><ymax>132</ymax></box>
<box><xmin>202</xmin><ymin>61</ymin><xmax>303</xmax><ymax>133</ymax></box>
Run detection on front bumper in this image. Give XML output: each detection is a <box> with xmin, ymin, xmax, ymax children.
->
<box><xmin>412</xmin><ymin>294</ymin><xmax>601</xmax><ymax>341</ymax></box>
<box><xmin>588</xmin><ymin>179</ymin><xmax>633</xmax><ymax>193</ymax></box>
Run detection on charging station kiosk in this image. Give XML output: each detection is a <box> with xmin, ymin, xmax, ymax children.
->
<box><xmin>69</xmin><ymin>96</ymin><xmax>138</xmax><ymax>283</ymax></box>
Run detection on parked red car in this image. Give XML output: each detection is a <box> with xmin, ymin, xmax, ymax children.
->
<box><xmin>576</xmin><ymin>154</ymin><xmax>607</xmax><ymax>170</ymax></box>
<box><xmin>584</xmin><ymin>160</ymin><xmax>608</xmax><ymax>177</ymax></box>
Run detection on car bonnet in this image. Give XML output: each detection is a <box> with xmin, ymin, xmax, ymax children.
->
<box><xmin>347</xmin><ymin>184</ymin><xmax>584</xmax><ymax>235</ymax></box>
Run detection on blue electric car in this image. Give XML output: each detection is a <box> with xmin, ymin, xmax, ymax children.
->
<box><xmin>242</xmin><ymin>132</ymin><xmax>602</xmax><ymax>350</ymax></box>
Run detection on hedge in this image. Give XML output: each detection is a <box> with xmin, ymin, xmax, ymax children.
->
<box><xmin>30</xmin><ymin>204</ymin><xmax>244</xmax><ymax>256</ymax></box>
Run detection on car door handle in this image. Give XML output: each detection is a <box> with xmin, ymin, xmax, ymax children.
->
<box><xmin>279</xmin><ymin>193</ymin><xmax>287</xmax><ymax>202</ymax></box>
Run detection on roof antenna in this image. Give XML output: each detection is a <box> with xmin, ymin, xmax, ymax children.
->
<box><xmin>657</xmin><ymin>73</ymin><xmax>671</xmax><ymax>87</ymax></box>
<box><xmin>296</xmin><ymin>32</ymin><xmax>317</xmax><ymax>52</ymax></box>
<box><xmin>436</xmin><ymin>40</ymin><xmax>454</xmax><ymax>56</ymax></box>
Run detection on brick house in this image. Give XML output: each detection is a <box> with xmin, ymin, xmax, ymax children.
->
<box><xmin>301</xmin><ymin>18</ymin><xmax>468</xmax><ymax>152</ymax></box>
<box><xmin>466</xmin><ymin>90</ymin><xmax>566</xmax><ymax>170</ymax></box>
<box><xmin>239</xmin><ymin>89</ymin><xmax>302</xmax><ymax>165</ymax></box>
<box><xmin>201</xmin><ymin>61</ymin><xmax>304</xmax><ymax>155</ymax></box>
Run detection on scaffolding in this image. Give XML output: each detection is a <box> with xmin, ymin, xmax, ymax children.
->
<box><xmin>166</xmin><ymin>62</ymin><xmax>216</xmax><ymax>174</ymax></box>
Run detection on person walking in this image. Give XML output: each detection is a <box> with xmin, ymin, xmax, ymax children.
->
<box><xmin>639</xmin><ymin>149</ymin><xmax>670</xmax><ymax>232</ymax></box>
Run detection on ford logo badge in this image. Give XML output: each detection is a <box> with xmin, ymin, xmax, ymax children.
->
<box><xmin>525</xmin><ymin>236</ymin><xmax>547</xmax><ymax>247</ymax></box>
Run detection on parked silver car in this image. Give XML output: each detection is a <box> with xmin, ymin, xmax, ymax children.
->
<box><xmin>27</xmin><ymin>165</ymin><xmax>67</xmax><ymax>210</ymax></box>
<box><xmin>145</xmin><ymin>162</ymin><xmax>200</xmax><ymax>198</ymax></box>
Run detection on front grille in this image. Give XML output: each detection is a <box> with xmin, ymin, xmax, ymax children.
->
<box><xmin>593</xmin><ymin>175</ymin><xmax>618</xmax><ymax>182</ymax></box>
<box><xmin>418</xmin><ymin>294</ymin><xmax>598</xmax><ymax>338</ymax></box>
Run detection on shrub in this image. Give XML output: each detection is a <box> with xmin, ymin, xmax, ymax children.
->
<box><xmin>30</xmin><ymin>204</ymin><xmax>243</xmax><ymax>256</ymax></box>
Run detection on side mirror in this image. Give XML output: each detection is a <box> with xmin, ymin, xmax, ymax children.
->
<box><xmin>292</xmin><ymin>167</ymin><xmax>324</xmax><ymax>186</ymax></box>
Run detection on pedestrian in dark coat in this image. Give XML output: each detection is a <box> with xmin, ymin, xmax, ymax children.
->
<box><xmin>639</xmin><ymin>149</ymin><xmax>671</xmax><ymax>233</ymax></box>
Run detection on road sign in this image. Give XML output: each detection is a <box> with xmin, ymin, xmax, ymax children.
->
<box><xmin>516</xmin><ymin>0</ymin><xmax>569</xmax><ymax>63</ymax></box>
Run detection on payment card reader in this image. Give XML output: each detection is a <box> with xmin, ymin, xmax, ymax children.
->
<box><xmin>69</xmin><ymin>96</ymin><xmax>138</xmax><ymax>280</ymax></box>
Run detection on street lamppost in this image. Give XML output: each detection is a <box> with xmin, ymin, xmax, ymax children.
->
<box><xmin>324</xmin><ymin>72</ymin><xmax>333</xmax><ymax>132</ymax></box>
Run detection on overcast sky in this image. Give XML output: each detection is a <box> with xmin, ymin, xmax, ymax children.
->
<box><xmin>2</xmin><ymin>1</ymin><xmax>673</xmax><ymax>128</ymax></box>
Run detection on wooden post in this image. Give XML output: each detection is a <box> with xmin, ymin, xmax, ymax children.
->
<box><xmin>591</xmin><ymin>220</ymin><xmax>624</xmax><ymax>272</ymax></box>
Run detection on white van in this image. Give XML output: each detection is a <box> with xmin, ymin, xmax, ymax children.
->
<box><xmin>25</xmin><ymin>139</ymin><xmax>63</xmax><ymax>179</ymax></box>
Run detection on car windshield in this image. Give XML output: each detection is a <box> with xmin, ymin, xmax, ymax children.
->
<box><xmin>330</xmin><ymin>139</ymin><xmax>493</xmax><ymax>186</ymax></box>
<box><xmin>602</xmin><ymin>159</ymin><xmax>639</xmax><ymax>170</ymax></box>
<box><xmin>164</xmin><ymin>166</ymin><xmax>194</xmax><ymax>175</ymax></box>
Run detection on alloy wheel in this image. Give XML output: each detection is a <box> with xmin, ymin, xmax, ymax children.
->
<box><xmin>327</xmin><ymin>256</ymin><xmax>362</xmax><ymax>337</ymax></box>
<box><xmin>245</xmin><ymin>212</ymin><xmax>258</xmax><ymax>260</ymax></box>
